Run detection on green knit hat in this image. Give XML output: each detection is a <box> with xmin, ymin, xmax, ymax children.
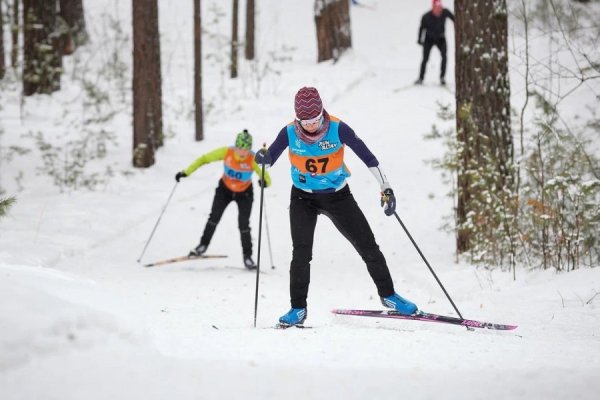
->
<box><xmin>235</xmin><ymin>129</ymin><xmax>253</xmax><ymax>150</ymax></box>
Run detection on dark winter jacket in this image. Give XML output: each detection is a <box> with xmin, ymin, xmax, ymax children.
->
<box><xmin>418</xmin><ymin>9</ymin><xmax>454</xmax><ymax>43</ymax></box>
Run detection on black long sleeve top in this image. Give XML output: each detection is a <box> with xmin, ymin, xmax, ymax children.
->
<box><xmin>418</xmin><ymin>9</ymin><xmax>454</xmax><ymax>43</ymax></box>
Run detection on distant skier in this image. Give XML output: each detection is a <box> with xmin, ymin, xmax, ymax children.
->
<box><xmin>415</xmin><ymin>0</ymin><xmax>454</xmax><ymax>85</ymax></box>
<box><xmin>255</xmin><ymin>87</ymin><xmax>418</xmax><ymax>327</ymax></box>
<box><xmin>175</xmin><ymin>130</ymin><xmax>271</xmax><ymax>270</ymax></box>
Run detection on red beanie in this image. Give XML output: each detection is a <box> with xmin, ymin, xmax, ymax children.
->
<box><xmin>294</xmin><ymin>87</ymin><xmax>323</xmax><ymax>120</ymax></box>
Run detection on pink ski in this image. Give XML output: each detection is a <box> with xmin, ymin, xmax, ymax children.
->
<box><xmin>332</xmin><ymin>309</ymin><xmax>517</xmax><ymax>331</ymax></box>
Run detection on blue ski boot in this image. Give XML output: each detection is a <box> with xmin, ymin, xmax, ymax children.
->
<box><xmin>381</xmin><ymin>293</ymin><xmax>418</xmax><ymax>315</ymax></box>
<box><xmin>278</xmin><ymin>308</ymin><xmax>307</xmax><ymax>327</ymax></box>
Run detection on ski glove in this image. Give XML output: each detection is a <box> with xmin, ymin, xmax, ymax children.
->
<box><xmin>257</xmin><ymin>179</ymin><xmax>268</xmax><ymax>188</ymax></box>
<box><xmin>381</xmin><ymin>188</ymin><xmax>396</xmax><ymax>216</ymax></box>
<box><xmin>175</xmin><ymin>171</ymin><xmax>187</xmax><ymax>182</ymax></box>
<box><xmin>255</xmin><ymin>149</ymin><xmax>272</xmax><ymax>166</ymax></box>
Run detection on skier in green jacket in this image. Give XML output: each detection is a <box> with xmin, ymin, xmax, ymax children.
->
<box><xmin>175</xmin><ymin>130</ymin><xmax>272</xmax><ymax>269</ymax></box>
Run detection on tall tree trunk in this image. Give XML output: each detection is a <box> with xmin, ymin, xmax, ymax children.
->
<box><xmin>59</xmin><ymin>0</ymin><xmax>89</xmax><ymax>54</ymax></box>
<box><xmin>23</xmin><ymin>0</ymin><xmax>62</xmax><ymax>95</ymax></box>
<box><xmin>11</xmin><ymin>0</ymin><xmax>19</xmax><ymax>68</ymax></box>
<box><xmin>132</xmin><ymin>0</ymin><xmax>163</xmax><ymax>168</ymax></box>
<box><xmin>1</xmin><ymin>0</ymin><xmax>5</xmax><ymax>79</ymax></box>
<box><xmin>194</xmin><ymin>0</ymin><xmax>204</xmax><ymax>141</ymax></box>
<box><xmin>230</xmin><ymin>0</ymin><xmax>239</xmax><ymax>78</ymax></box>
<box><xmin>147</xmin><ymin>0</ymin><xmax>163</xmax><ymax>148</ymax></box>
<box><xmin>245</xmin><ymin>0</ymin><xmax>255</xmax><ymax>60</ymax></box>
<box><xmin>454</xmin><ymin>0</ymin><xmax>513</xmax><ymax>253</ymax></box>
<box><xmin>315</xmin><ymin>0</ymin><xmax>352</xmax><ymax>63</ymax></box>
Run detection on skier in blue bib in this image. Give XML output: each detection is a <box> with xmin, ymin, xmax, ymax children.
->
<box><xmin>255</xmin><ymin>87</ymin><xmax>418</xmax><ymax>327</ymax></box>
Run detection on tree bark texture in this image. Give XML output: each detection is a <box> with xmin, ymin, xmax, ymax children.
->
<box><xmin>132</xmin><ymin>0</ymin><xmax>163</xmax><ymax>168</ymax></box>
<box><xmin>230</xmin><ymin>0</ymin><xmax>239</xmax><ymax>78</ymax></box>
<box><xmin>314</xmin><ymin>0</ymin><xmax>352</xmax><ymax>63</ymax></box>
<box><xmin>1</xmin><ymin>0</ymin><xmax>5</xmax><ymax>79</ymax></box>
<box><xmin>147</xmin><ymin>0</ymin><xmax>163</xmax><ymax>148</ymax></box>
<box><xmin>59</xmin><ymin>0</ymin><xmax>89</xmax><ymax>53</ymax></box>
<box><xmin>245</xmin><ymin>0</ymin><xmax>255</xmax><ymax>60</ymax></box>
<box><xmin>23</xmin><ymin>0</ymin><xmax>62</xmax><ymax>95</ymax></box>
<box><xmin>11</xmin><ymin>0</ymin><xmax>18</xmax><ymax>68</ymax></box>
<box><xmin>454</xmin><ymin>0</ymin><xmax>513</xmax><ymax>253</ymax></box>
<box><xmin>194</xmin><ymin>0</ymin><xmax>204</xmax><ymax>141</ymax></box>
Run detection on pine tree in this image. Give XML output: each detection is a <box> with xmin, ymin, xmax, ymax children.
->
<box><xmin>454</xmin><ymin>0</ymin><xmax>513</xmax><ymax>255</ymax></box>
<box><xmin>315</xmin><ymin>0</ymin><xmax>352</xmax><ymax>62</ymax></box>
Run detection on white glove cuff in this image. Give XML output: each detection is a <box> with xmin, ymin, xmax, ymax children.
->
<box><xmin>369</xmin><ymin>166</ymin><xmax>391</xmax><ymax>192</ymax></box>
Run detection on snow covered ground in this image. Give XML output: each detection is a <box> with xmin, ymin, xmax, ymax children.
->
<box><xmin>1</xmin><ymin>1</ymin><xmax>599</xmax><ymax>399</ymax></box>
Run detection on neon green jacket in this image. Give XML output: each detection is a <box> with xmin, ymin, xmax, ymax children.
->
<box><xmin>183</xmin><ymin>147</ymin><xmax>272</xmax><ymax>188</ymax></box>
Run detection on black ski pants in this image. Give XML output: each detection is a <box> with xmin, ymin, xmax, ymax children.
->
<box><xmin>200</xmin><ymin>179</ymin><xmax>253</xmax><ymax>257</ymax></box>
<box><xmin>288</xmin><ymin>185</ymin><xmax>395</xmax><ymax>309</ymax></box>
<box><xmin>419</xmin><ymin>37</ymin><xmax>448</xmax><ymax>80</ymax></box>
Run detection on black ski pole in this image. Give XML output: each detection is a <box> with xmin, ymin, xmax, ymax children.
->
<box><xmin>392</xmin><ymin>211</ymin><xmax>464</xmax><ymax>320</ymax></box>
<box><xmin>263</xmin><ymin>196</ymin><xmax>275</xmax><ymax>270</ymax></box>
<box><xmin>253</xmin><ymin>148</ymin><xmax>267</xmax><ymax>327</ymax></box>
<box><xmin>137</xmin><ymin>182</ymin><xmax>178</xmax><ymax>263</ymax></box>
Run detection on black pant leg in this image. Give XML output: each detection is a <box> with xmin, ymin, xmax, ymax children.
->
<box><xmin>289</xmin><ymin>188</ymin><xmax>319</xmax><ymax>309</ymax></box>
<box><xmin>200</xmin><ymin>181</ymin><xmax>233</xmax><ymax>246</ymax></box>
<box><xmin>419</xmin><ymin>39</ymin><xmax>434</xmax><ymax>80</ymax></box>
<box><xmin>437</xmin><ymin>38</ymin><xmax>448</xmax><ymax>78</ymax></box>
<box><xmin>234</xmin><ymin>186</ymin><xmax>254</xmax><ymax>258</ymax></box>
<box><xmin>319</xmin><ymin>187</ymin><xmax>395</xmax><ymax>298</ymax></box>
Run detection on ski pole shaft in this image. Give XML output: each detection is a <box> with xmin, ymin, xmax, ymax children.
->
<box><xmin>263</xmin><ymin>196</ymin><xmax>275</xmax><ymax>269</ymax></box>
<box><xmin>137</xmin><ymin>182</ymin><xmax>178</xmax><ymax>263</ymax></box>
<box><xmin>254</xmin><ymin>149</ymin><xmax>267</xmax><ymax>327</ymax></box>
<box><xmin>393</xmin><ymin>211</ymin><xmax>464</xmax><ymax>320</ymax></box>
